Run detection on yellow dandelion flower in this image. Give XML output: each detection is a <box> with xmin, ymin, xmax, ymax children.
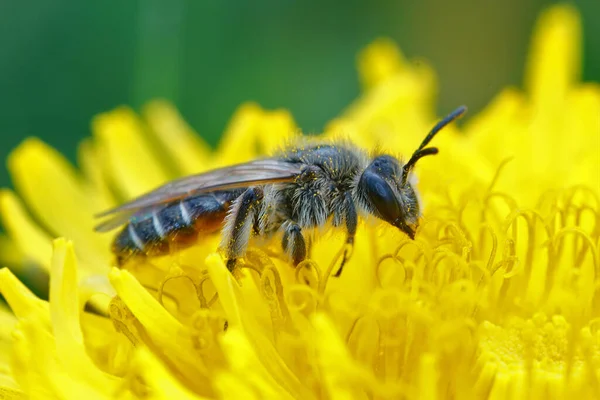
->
<box><xmin>0</xmin><ymin>4</ymin><xmax>599</xmax><ymax>400</ymax></box>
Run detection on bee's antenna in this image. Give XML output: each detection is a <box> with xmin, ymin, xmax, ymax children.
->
<box><xmin>401</xmin><ymin>105</ymin><xmax>467</xmax><ymax>184</ymax></box>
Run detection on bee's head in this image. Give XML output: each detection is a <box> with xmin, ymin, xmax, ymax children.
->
<box><xmin>357</xmin><ymin>106</ymin><xmax>467</xmax><ymax>239</ymax></box>
<box><xmin>357</xmin><ymin>154</ymin><xmax>420</xmax><ymax>238</ymax></box>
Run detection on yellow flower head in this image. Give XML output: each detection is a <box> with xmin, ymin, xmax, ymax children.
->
<box><xmin>0</xmin><ymin>4</ymin><xmax>599</xmax><ymax>400</ymax></box>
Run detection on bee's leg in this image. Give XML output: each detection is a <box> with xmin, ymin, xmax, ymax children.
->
<box><xmin>281</xmin><ymin>221</ymin><xmax>307</xmax><ymax>266</ymax></box>
<box><xmin>334</xmin><ymin>193</ymin><xmax>357</xmax><ymax>277</ymax></box>
<box><xmin>221</xmin><ymin>187</ymin><xmax>264</xmax><ymax>272</ymax></box>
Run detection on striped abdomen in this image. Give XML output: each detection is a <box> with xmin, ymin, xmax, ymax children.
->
<box><xmin>112</xmin><ymin>190</ymin><xmax>243</xmax><ymax>264</ymax></box>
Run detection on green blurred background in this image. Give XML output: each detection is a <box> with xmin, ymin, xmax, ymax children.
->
<box><xmin>1</xmin><ymin>0</ymin><xmax>599</xmax><ymax>189</ymax></box>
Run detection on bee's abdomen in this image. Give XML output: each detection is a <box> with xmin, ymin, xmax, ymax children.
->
<box><xmin>113</xmin><ymin>190</ymin><xmax>243</xmax><ymax>265</ymax></box>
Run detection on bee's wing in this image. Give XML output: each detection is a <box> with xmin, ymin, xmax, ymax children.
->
<box><xmin>94</xmin><ymin>159</ymin><xmax>303</xmax><ymax>232</ymax></box>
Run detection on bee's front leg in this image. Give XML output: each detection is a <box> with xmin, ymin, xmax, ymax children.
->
<box><xmin>334</xmin><ymin>193</ymin><xmax>357</xmax><ymax>277</ymax></box>
<box><xmin>221</xmin><ymin>187</ymin><xmax>264</xmax><ymax>272</ymax></box>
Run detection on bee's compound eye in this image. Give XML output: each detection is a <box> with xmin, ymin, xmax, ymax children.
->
<box><xmin>360</xmin><ymin>171</ymin><xmax>402</xmax><ymax>224</ymax></box>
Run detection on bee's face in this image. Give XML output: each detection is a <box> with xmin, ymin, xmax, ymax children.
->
<box><xmin>357</xmin><ymin>155</ymin><xmax>420</xmax><ymax>238</ymax></box>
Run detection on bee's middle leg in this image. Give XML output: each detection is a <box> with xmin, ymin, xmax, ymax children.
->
<box><xmin>334</xmin><ymin>193</ymin><xmax>357</xmax><ymax>277</ymax></box>
<box><xmin>221</xmin><ymin>187</ymin><xmax>264</xmax><ymax>272</ymax></box>
<box><xmin>281</xmin><ymin>221</ymin><xmax>307</xmax><ymax>266</ymax></box>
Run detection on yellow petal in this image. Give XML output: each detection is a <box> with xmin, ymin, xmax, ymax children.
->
<box><xmin>132</xmin><ymin>347</ymin><xmax>206</xmax><ymax>400</ymax></box>
<box><xmin>216</xmin><ymin>104</ymin><xmax>297</xmax><ymax>166</ymax></box>
<box><xmin>357</xmin><ymin>38</ymin><xmax>406</xmax><ymax>90</ymax></box>
<box><xmin>0</xmin><ymin>274</ymin><xmax>103</xmax><ymax>399</ymax></box>
<box><xmin>525</xmin><ymin>5</ymin><xmax>581</xmax><ymax>111</ymax></box>
<box><xmin>143</xmin><ymin>100</ymin><xmax>213</xmax><ymax>175</ymax></box>
<box><xmin>92</xmin><ymin>106</ymin><xmax>170</xmax><ymax>199</ymax></box>
<box><xmin>333</xmin><ymin>64</ymin><xmax>435</xmax><ymax>155</ymax></box>
<box><xmin>311</xmin><ymin>225</ymin><xmax>377</xmax><ymax>306</ymax></box>
<box><xmin>215</xmin><ymin>328</ymin><xmax>297</xmax><ymax>400</ymax></box>
<box><xmin>49</xmin><ymin>239</ymin><xmax>118</xmax><ymax>392</ymax></box>
<box><xmin>109</xmin><ymin>268</ymin><xmax>215</xmax><ymax>396</ymax></box>
<box><xmin>80</xmin><ymin>312</ymin><xmax>132</xmax><ymax>377</ymax></box>
<box><xmin>50</xmin><ymin>239</ymin><xmax>84</xmax><ymax>345</ymax></box>
<box><xmin>7</xmin><ymin>139</ymin><xmax>110</xmax><ymax>271</ymax></box>
<box><xmin>9</xmin><ymin>322</ymin><xmax>54</xmax><ymax>399</ymax></box>
<box><xmin>0</xmin><ymin>268</ymin><xmax>49</xmax><ymax>324</ymax></box>
<box><xmin>464</xmin><ymin>88</ymin><xmax>526</xmax><ymax>167</ymax></box>
<box><xmin>109</xmin><ymin>268</ymin><xmax>185</xmax><ymax>350</ymax></box>
<box><xmin>0</xmin><ymin>305</ymin><xmax>21</xmax><ymax>394</ymax></box>
<box><xmin>77</xmin><ymin>138</ymin><xmax>117</xmax><ymax>213</ymax></box>
<box><xmin>417</xmin><ymin>354</ymin><xmax>438</xmax><ymax>400</ymax></box>
<box><xmin>11</xmin><ymin>318</ymin><xmax>109</xmax><ymax>400</ymax></box>
<box><xmin>310</xmin><ymin>313</ymin><xmax>402</xmax><ymax>399</ymax></box>
<box><xmin>213</xmin><ymin>372</ymin><xmax>260</xmax><ymax>400</ymax></box>
<box><xmin>564</xmin><ymin>85</ymin><xmax>600</xmax><ymax>188</ymax></box>
<box><xmin>311</xmin><ymin>313</ymin><xmax>360</xmax><ymax>400</ymax></box>
<box><xmin>0</xmin><ymin>235</ymin><xmax>25</xmax><ymax>269</ymax></box>
<box><xmin>0</xmin><ymin>304</ymin><xmax>17</xmax><ymax>354</ymax></box>
<box><xmin>215</xmin><ymin>103</ymin><xmax>262</xmax><ymax>164</ymax></box>
<box><xmin>0</xmin><ymin>190</ymin><xmax>53</xmax><ymax>271</ymax></box>
<box><xmin>0</xmin><ymin>241</ymin><xmax>120</xmax><ymax>399</ymax></box>
<box><xmin>205</xmin><ymin>253</ymin><xmax>310</xmax><ymax>399</ymax></box>
<box><xmin>0</xmin><ymin>387</ymin><xmax>26</xmax><ymax>399</ymax></box>
<box><xmin>255</xmin><ymin>108</ymin><xmax>297</xmax><ymax>156</ymax></box>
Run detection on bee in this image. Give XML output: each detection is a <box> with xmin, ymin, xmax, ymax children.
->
<box><xmin>95</xmin><ymin>106</ymin><xmax>467</xmax><ymax>275</ymax></box>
